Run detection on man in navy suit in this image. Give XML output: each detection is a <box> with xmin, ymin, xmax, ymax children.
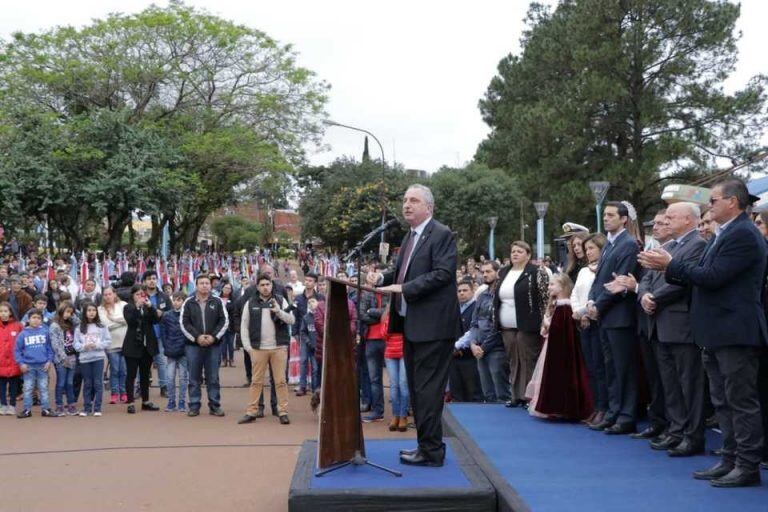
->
<box><xmin>640</xmin><ymin>178</ymin><xmax>767</xmax><ymax>487</ymax></box>
<box><xmin>379</xmin><ymin>184</ymin><xmax>462</xmax><ymax>467</ymax></box>
<box><xmin>587</xmin><ymin>201</ymin><xmax>641</xmax><ymax>434</ymax></box>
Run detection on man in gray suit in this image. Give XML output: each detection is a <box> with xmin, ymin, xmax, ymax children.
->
<box><xmin>638</xmin><ymin>202</ymin><xmax>707</xmax><ymax>456</ymax></box>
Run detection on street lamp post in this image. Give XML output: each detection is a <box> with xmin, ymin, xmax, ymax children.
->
<box><xmin>533</xmin><ymin>202</ymin><xmax>549</xmax><ymax>260</ymax></box>
<box><xmin>488</xmin><ymin>216</ymin><xmax>498</xmax><ymax>261</ymax></box>
<box><xmin>588</xmin><ymin>181</ymin><xmax>610</xmax><ymax>233</ymax></box>
<box><xmin>323</xmin><ymin>120</ymin><xmax>388</xmax><ymax>244</ymax></box>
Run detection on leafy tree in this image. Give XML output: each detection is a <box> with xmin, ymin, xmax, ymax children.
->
<box><xmin>477</xmin><ymin>0</ymin><xmax>767</xmax><ymax>233</ymax></box>
<box><xmin>429</xmin><ymin>164</ymin><xmax>522</xmax><ymax>257</ymax></box>
<box><xmin>297</xmin><ymin>157</ymin><xmax>415</xmax><ymax>250</ymax></box>
<box><xmin>210</xmin><ymin>215</ymin><xmax>263</xmax><ymax>251</ymax></box>
<box><xmin>0</xmin><ymin>1</ymin><xmax>327</xmax><ymax>252</ymax></box>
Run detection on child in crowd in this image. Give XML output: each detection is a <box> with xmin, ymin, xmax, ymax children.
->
<box><xmin>50</xmin><ymin>301</ymin><xmax>79</xmax><ymax>416</ymax></box>
<box><xmin>73</xmin><ymin>301</ymin><xmax>111</xmax><ymax>417</ymax></box>
<box><xmin>300</xmin><ymin>298</ymin><xmax>319</xmax><ymax>392</ymax></box>
<box><xmin>21</xmin><ymin>295</ymin><xmax>54</xmax><ymax>328</ymax></box>
<box><xmin>14</xmin><ymin>308</ymin><xmax>55</xmax><ymax>418</ymax></box>
<box><xmin>0</xmin><ymin>302</ymin><xmax>23</xmax><ymax>415</ymax></box>
<box><xmin>160</xmin><ymin>292</ymin><xmax>188</xmax><ymax>412</ymax></box>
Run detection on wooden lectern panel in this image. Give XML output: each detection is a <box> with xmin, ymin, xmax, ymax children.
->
<box><xmin>317</xmin><ymin>277</ymin><xmax>365</xmax><ymax>468</ymax></box>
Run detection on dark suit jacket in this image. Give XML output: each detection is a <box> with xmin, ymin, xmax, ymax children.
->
<box><xmin>383</xmin><ymin>218</ymin><xmax>462</xmax><ymax>342</ymax></box>
<box><xmin>666</xmin><ymin>212</ymin><xmax>768</xmax><ymax>349</ymax></box>
<box><xmin>588</xmin><ymin>230</ymin><xmax>640</xmax><ymax>329</ymax></box>
<box><xmin>460</xmin><ymin>301</ymin><xmax>476</xmax><ymax>333</ymax></box>
<box><xmin>638</xmin><ymin>230</ymin><xmax>706</xmax><ymax>344</ymax></box>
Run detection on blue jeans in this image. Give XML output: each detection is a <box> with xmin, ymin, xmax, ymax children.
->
<box><xmin>385</xmin><ymin>357</ymin><xmax>409</xmax><ymax>417</ymax></box>
<box><xmin>80</xmin><ymin>359</ymin><xmax>105</xmax><ymax>413</ymax></box>
<box><xmin>154</xmin><ymin>339</ymin><xmax>167</xmax><ymax>388</ymax></box>
<box><xmin>220</xmin><ymin>332</ymin><xmax>235</xmax><ymax>363</ymax></box>
<box><xmin>298</xmin><ymin>340</ymin><xmax>311</xmax><ymax>390</ymax></box>
<box><xmin>166</xmin><ymin>355</ymin><xmax>189</xmax><ymax>408</ymax></box>
<box><xmin>22</xmin><ymin>365</ymin><xmax>50</xmax><ymax>411</ymax></box>
<box><xmin>107</xmin><ymin>350</ymin><xmax>127</xmax><ymax>395</ymax></box>
<box><xmin>365</xmin><ymin>339</ymin><xmax>385</xmax><ymax>416</ymax></box>
<box><xmin>477</xmin><ymin>348</ymin><xmax>510</xmax><ymax>402</ymax></box>
<box><xmin>0</xmin><ymin>377</ymin><xmax>19</xmax><ymax>406</ymax></box>
<box><xmin>185</xmin><ymin>344</ymin><xmax>221</xmax><ymax>412</ymax></box>
<box><xmin>55</xmin><ymin>364</ymin><xmax>76</xmax><ymax>407</ymax></box>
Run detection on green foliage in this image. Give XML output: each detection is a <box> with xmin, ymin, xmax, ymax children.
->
<box><xmin>210</xmin><ymin>215</ymin><xmax>263</xmax><ymax>251</ymax></box>
<box><xmin>0</xmin><ymin>1</ymin><xmax>328</xmax><ymax>251</ymax></box>
<box><xmin>297</xmin><ymin>157</ymin><xmax>416</xmax><ymax>250</ymax></box>
<box><xmin>429</xmin><ymin>164</ymin><xmax>523</xmax><ymax>257</ymax></box>
<box><xmin>477</xmin><ymin>0</ymin><xmax>767</xmax><ymax>233</ymax></box>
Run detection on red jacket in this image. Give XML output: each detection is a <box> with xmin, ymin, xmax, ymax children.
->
<box><xmin>0</xmin><ymin>320</ymin><xmax>23</xmax><ymax>377</ymax></box>
<box><xmin>383</xmin><ymin>312</ymin><xmax>404</xmax><ymax>359</ymax></box>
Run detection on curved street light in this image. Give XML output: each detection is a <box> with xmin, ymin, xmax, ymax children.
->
<box><xmin>323</xmin><ymin>120</ymin><xmax>388</xmax><ymax>244</ymax></box>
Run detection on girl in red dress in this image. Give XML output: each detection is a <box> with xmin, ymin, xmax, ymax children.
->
<box><xmin>527</xmin><ymin>273</ymin><xmax>593</xmax><ymax>420</ymax></box>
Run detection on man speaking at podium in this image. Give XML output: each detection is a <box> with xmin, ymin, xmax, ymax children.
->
<box><xmin>378</xmin><ymin>184</ymin><xmax>462</xmax><ymax>467</ymax></box>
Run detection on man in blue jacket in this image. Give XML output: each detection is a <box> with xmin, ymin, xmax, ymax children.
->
<box><xmin>640</xmin><ymin>178</ymin><xmax>768</xmax><ymax>488</ymax></box>
<box><xmin>587</xmin><ymin>201</ymin><xmax>641</xmax><ymax>435</ymax></box>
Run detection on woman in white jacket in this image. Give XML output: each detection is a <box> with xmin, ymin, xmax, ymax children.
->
<box><xmin>98</xmin><ymin>287</ymin><xmax>128</xmax><ymax>404</ymax></box>
<box><xmin>570</xmin><ymin>233</ymin><xmax>608</xmax><ymax>427</ymax></box>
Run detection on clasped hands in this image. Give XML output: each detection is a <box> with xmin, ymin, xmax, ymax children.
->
<box><xmin>196</xmin><ymin>334</ymin><xmax>215</xmax><ymax>347</ymax></box>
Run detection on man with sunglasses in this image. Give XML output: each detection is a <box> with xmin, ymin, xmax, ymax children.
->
<box><xmin>639</xmin><ymin>178</ymin><xmax>767</xmax><ymax>488</ymax></box>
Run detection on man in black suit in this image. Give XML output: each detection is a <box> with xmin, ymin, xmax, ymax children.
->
<box><xmin>637</xmin><ymin>203</ymin><xmax>707</xmax><ymax>456</ymax></box>
<box><xmin>640</xmin><ymin>179</ymin><xmax>768</xmax><ymax>487</ymax></box>
<box><xmin>449</xmin><ymin>279</ymin><xmax>483</xmax><ymax>402</ymax></box>
<box><xmin>587</xmin><ymin>201</ymin><xmax>641</xmax><ymax>435</ymax></box>
<box><xmin>378</xmin><ymin>184</ymin><xmax>462</xmax><ymax>467</ymax></box>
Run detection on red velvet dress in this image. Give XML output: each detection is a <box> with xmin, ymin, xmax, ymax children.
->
<box><xmin>530</xmin><ymin>302</ymin><xmax>593</xmax><ymax>420</ymax></box>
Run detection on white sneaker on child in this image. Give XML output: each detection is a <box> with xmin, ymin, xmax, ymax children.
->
<box><xmin>93</xmin><ymin>412</ymin><xmax>102</xmax><ymax>417</ymax></box>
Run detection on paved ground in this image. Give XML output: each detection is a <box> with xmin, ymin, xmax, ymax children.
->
<box><xmin>0</xmin><ymin>350</ymin><xmax>413</xmax><ymax>512</ymax></box>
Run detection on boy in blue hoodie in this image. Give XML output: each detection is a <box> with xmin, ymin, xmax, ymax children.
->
<box><xmin>14</xmin><ymin>309</ymin><xmax>55</xmax><ymax>418</ymax></box>
<box><xmin>160</xmin><ymin>292</ymin><xmax>189</xmax><ymax>412</ymax></box>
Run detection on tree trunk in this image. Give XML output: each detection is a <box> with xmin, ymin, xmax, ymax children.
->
<box><xmin>147</xmin><ymin>215</ymin><xmax>162</xmax><ymax>254</ymax></box>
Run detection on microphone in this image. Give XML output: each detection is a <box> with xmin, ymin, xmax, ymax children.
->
<box><xmin>368</xmin><ymin>218</ymin><xmax>400</xmax><ymax>238</ymax></box>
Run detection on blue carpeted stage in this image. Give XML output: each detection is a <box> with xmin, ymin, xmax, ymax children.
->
<box><xmin>444</xmin><ymin>403</ymin><xmax>767</xmax><ymax>512</ymax></box>
<box><xmin>289</xmin><ymin>438</ymin><xmax>496</xmax><ymax>512</ymax></box>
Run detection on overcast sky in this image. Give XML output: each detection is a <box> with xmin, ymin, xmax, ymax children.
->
<box><xmin>1</xmin><ymin>1</ymin><xmax>766</xmax><ymax>173</ymax></box>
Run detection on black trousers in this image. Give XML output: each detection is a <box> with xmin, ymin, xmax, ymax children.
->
<box><xmin>600</xmin><ymin>327</ymin><xmax>638</xmax><ymax>425</ymax></box>
<box><xmin>703</xmin><ymin>346</ymin><xmax>763</xmax><ymax>470</ymax></box>
<box><xmin>641</xmin><ymin>335</ymin><xmax>666</xmax><ymax>428</ymax></box>
<box><xmin>404</xmin><ymin>338</ymin><xmax>453</xmax><ymax>462</ymax></box>
<box><xmin>125</xmin><ymin>350</ymin><xmax>153</xmax><ymax>404</ymax></box>
<box><xmin>655</xmin><ymin>341</ymin><xmax>705</xmax><ymax>444</ymax></box>
<box><xmin>755</xmin><ymin>347</ymin><xmax>768</xmax><ymax>460</ymax></box>
<box><xmin>449</xmin><ymin>354</ymin><xmax>483</xmax><ymax>402</ymax></box>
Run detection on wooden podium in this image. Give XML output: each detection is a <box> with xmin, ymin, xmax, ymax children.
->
<box><xmin>315</xmin><ymin>276</ymin><xmax>401</xmax><ymax>476</ymax></box>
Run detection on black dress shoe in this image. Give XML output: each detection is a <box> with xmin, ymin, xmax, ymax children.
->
<box><xmin>279</xmin><ymin>414</ymin><xmax>290</xmax><ymax>425</ymax></box>
<box><xmin>127</xmin><ymin>405</ymin><xmax>136</xmax><ymax>414</ymax></box>
<box><xmin>589</xmin><ymin>419</ymin><xmax>614</xmax><ymax>431</ymax></box>
<box><xmin>237</xmin><ymin>414</ymin><xmax>256</xmax><ymax>424</ymax></box>
<box><xmin>650</xmin><ymin>435</ymin><xmax>681</xmax><ymax>451</ymax></box>
<box><xmin>630</xmin><ymin>425</ymin><xmax>665</xmax><ymax>440</ymax></box>
<box><xmin>504</xmin><ymin>400</ymin><xmax>518</xmax><ymax>408</ymax></box>
<box><xmin>187</xmin><ymin>409</ymin><xmax>200</xmax><ymax>417</ymax></box>
<box><xmin>141</xmin><ymin>402</ymin><xmax>160</xmax><ymax>411</ymax></box>
<box><xmin>399</xmin><ymin>447</ymin><xmax>419</xmax><ymax>456</ymax></box>
<box><xmin>668</xmin><ymin>439</ymin><xmax>705</xmax><ymax>457</ymax></box>
<box><xmin>399</xmin><ymin>451</ymin><xmax>443</xmax><ymax>467</ymax></box>
<box><xmin>210</xmin><ymin>407</ymin><xmax>226</xmax><ymax>417</ymax></box>
<box><xmin>710</xmin><ymin>467</ymin><xmax>761</xmax><ymax>488</ymax></box>
<box><xmin>604</xmin><ymin>423</ymin><xmax>636</xmax><ymax>435</ymax></box>
<box><xmin>693</xmin><ymin>461</ymin><xmax>735</xmax><ymax>480</ymax></box>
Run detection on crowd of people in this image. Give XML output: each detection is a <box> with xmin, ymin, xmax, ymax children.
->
<box><xmin>2</xmin><ymin>177</ymin><xmax>767</xmax><ymax>486</ymax></box>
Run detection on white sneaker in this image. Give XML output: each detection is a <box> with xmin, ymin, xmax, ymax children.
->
<box><xmin>78</xmin><ymin>411</ymin><xmax>87</xmax><ymax>417</ymax></box>
<box><xmin>93</xmin><ymin>412</ymin><xmax>102</xmax><ymax>417</ymax></box>
<box><xmin>0</xmin><ymin>406</ymin><xmax>7</xmax><ymax>416</ymax></box>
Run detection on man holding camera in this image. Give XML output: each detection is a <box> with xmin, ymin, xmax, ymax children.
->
<box><xmin>238</xmin><ymin>274</ymin><xmax>296</xmax><ymax>425</ymax></box>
